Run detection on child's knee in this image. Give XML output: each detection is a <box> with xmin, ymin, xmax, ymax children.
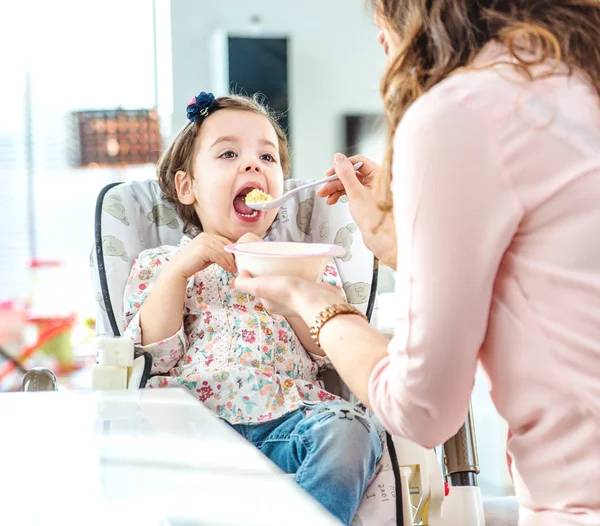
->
<box><xmin>306</xmin><ymin>401</ymin><xmax>382</xmax><ymax>455</ymax></box>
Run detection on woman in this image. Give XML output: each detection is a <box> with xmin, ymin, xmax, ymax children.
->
<box><xmin>236</xmin><ymin>1</ymin><xmax>600</xmax><ymax>523</ymax></box>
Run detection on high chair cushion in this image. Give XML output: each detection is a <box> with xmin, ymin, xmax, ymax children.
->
<box><xmin>92</xmin><ymin>179</ymin><xmax>378</xmax><ymax>338</ymax></box>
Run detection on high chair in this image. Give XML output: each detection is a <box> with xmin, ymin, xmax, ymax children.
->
<box><xmin>90</xmin><ymin>178</ymin><xmax>512</xmax><ymax>526</ymax></box>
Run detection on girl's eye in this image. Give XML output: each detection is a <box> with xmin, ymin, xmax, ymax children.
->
<box><xmin>261</xmin><ymin>154</ymin><xmax>276</xmax><ymax>162</ymax></box>
<box><xmin>220</xmin><ymin>151</ymin><xmax>237</xmax><ymax>159</ymax></box>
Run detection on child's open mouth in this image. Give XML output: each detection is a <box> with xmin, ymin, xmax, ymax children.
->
<box><xmin>233</xmin><ymin>186</ymin><xmax>263</xmax><ymax>222</ymax></box>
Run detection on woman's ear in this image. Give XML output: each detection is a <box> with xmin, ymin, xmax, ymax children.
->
<box><xmin>175</xmin><ymin>171</ymin><xmax>195</xmax><ymax>205</ymax></box>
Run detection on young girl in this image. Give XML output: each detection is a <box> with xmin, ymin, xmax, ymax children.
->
<box><xmin>123</xmin><ymin>92</ymin><xmax>382</xmax><ymax>525</ymax></box>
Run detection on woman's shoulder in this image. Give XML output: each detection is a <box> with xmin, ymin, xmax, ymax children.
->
<box><xmin>402</xmin><ymin>40</ymin><xmax>579</xmax><ymax>132</ymax></box>
<box><xmin>404</xmin><ymin>69</ymin><xmax>510</xmax><ymax>128</ymax></box>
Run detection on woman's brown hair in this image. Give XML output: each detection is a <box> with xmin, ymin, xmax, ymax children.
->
<box><xmin>371</xmin><ymin>0</ymin><xmax>600</xmax><ymax>217</ymax></box>
<box><xmin>157</xmin><ymin>94</ymin><xmax>291</xmax><ymax>235</ymax></box>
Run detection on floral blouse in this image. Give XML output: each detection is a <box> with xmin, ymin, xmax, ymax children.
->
<box><xmin>123</xmin><ymin>235</ymin><xmax>346</xmax><ymax>424</ymax></box>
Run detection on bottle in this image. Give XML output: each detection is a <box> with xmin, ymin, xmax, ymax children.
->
<box><xmin>91</xmin><ymin>337</ymin><xmax>134</xmax><ymax>391</ymax></box>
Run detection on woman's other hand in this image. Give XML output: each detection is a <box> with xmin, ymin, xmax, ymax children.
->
<box><xmin>234</xmin><ymin>271</ymin><xmax>341</xmax><ymax>322</ymax></box>
<box><xmin>236</xmin><ymin>232</ymin><xmax>264</xmax><ymax>244</ymax></box>
<box><xmin>319</xmin><ymin>153</ymin><xmax>397</xmax><ymax>269</ymax></box>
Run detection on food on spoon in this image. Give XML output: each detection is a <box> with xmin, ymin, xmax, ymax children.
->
<box><xmin>245</xmin><ymin>189</ymin><xmax>274</xmax><ymax>204</ymax></box>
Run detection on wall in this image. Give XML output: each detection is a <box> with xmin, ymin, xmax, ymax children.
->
<box><xmin>169</xmin><ymin>0</ymin><xmax>386</xmax><ymax>180</ymax></box>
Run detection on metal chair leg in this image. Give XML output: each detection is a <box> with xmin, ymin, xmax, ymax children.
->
<box><xmin>443</xmin><ymin>404</ymin><xmax>480</xmax><ymax>486</ymax></box>
<box><xmin>21</xmin><ymin>367</ymin><xmax>58</xmax><ymax>392</ymax></box>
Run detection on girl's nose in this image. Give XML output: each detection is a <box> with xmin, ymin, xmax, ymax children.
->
<box><xmin>244</xmin><ymin>159</ymin><xmax>262</xmax><ymax>173</ymax></box>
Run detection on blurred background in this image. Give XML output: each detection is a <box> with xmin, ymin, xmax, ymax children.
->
<box><xmin>0</xmin><ymin>0</ymin><xmax>512</xmax><ymax>497</ymax></box>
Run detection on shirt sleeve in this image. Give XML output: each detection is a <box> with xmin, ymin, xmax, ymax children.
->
<box><xmin>368</xmin><ymin>90</ymin><xmax>523</xmax><ymax>448</ymax></box>
<box><xmin>307</xmin><ymin>258</ymin><xmax>347</xmax><ymax>369</ymax></box>
<box><xmin>320</xmin><ymin>257</ymin><xmax>345</xmax><ymax>296</ymax></box>
<box><xmin>123</xmin><ymin>247</ymin><xmax>187</xmax><ymax>375</ymax></box>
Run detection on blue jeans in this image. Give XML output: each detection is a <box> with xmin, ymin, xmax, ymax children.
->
<box><xmin>229</xmin><ymin>400</ymin><xmax>382</xmax><ymax>525</ymax></box>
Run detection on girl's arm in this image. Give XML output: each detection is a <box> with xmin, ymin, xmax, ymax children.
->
<box><xmin>286</xmin><ymin>315</ymin><xmax>324</xmax><ymax>356</ymax></box>
<box><xmin>123</xmin><ymin>248</ymin><xmax>188</xmax><ymax>374</ymax></box>
<box><xmin>139</xmin><ymin>265</ymin><xmax>187</xmax><ymax>345</ymax></box>
<box><xmin>136</xmin><ymin>233</ymin><xmax>236</xmax><ymax>345</ymax></box>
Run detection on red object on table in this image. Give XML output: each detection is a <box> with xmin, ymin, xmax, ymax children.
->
<box><xmin>0</xmin><ymin>317</ymin><xmax>74</xmax><ymax>381</ymax></box>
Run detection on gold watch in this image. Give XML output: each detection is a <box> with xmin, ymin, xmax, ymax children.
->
<box><xmin>309</xmin><ymin>301</ymin><xmax>368</xmax><ymax>347</ymax></box>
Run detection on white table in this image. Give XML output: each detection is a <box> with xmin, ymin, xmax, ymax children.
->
<box><xmin>0</xmin><ymin>388</ymin><xmax>341</xmax><ymax>526</ymax></box>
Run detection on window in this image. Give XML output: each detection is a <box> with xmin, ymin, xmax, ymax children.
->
<box><xmin>0</xmin><ymin>0</ymin><xmax>161</xmax><ymax>318</ymax></box>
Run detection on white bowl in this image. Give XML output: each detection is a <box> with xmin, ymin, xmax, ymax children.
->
<box><xmin>225</xmin><ymin>242</ymin><xmax>345</xmax><ymax>282</ymax></box>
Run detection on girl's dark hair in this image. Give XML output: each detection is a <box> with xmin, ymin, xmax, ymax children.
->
<box><xmin>371</xmin><ymin>0</ymin><xmax>600</xmax><ymax>218</ymax></box>
<box><xmin>157</xmin><ymin>94</ymin><xmax>291</xmax><ymax>234</ymax></box>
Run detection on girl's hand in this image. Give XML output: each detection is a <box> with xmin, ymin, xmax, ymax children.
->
<box><xmin>234</xmin><ymin>271</ymin><xmax>341</xmax><ymax>323</ymax></box>
<box><xmin>319</xmin><ymin>153</ymin><xmax>398</xmax><ymax>270</ymax></box>
<box><xmin>168</xmin><ymin>233</ymin><xmax>237</xmax><ymax>279</ymax></box>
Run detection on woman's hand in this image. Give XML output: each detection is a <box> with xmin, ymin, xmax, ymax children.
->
<box><xmin>236</xmin><ymin>232</ymin><xmax>264</xmax><ymax>244</ymax></box>
<box><xmin>168</xmin><ymin>233</ymin><xmax>237</xmax><ymax>279</ymax></box>
<box><xmin>233</xmin><ymin>233</ymin><xmax>340</xmax><ymax>321</ymax></box>
<box><xmin>318</xmin><ymin>153</ymin><xmax>398</xmax><ymax>269</ymax></box>
<box><xmin>234</xmin><ymin>271</ymin><xmax>342</xmax><ymax>323</ymax></box>
<box><xmin>319</xmin><ymin>154</ymin><xmax>380</xmax><ymax>205</ymax></box>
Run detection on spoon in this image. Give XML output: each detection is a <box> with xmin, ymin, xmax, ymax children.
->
<box><xmin>245</xmin><ymin>162</ymin><xmax>363</xmax><ymax>211</ymax></box>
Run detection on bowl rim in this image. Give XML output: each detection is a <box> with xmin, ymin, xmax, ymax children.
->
<box><xmin>224</xmin><ymin>241</ymin><xmax>346</xmax><ymax>259</ymax></box>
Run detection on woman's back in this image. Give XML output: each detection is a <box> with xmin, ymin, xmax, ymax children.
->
<box><xmin>377</xmin><ymin>40</ymin><xmax>600</xmax><ymax>524</ymax></box>
<box><xmin>450</xmin><ymin>43</ymin><xmax>600</xmax><ymax>524</ymax></box>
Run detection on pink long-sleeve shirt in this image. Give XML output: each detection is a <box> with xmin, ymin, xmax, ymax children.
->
<box><xmin>368</xmin><ymin>42</ymin><xmax>600</xmax><ymax>524</ymax></box>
